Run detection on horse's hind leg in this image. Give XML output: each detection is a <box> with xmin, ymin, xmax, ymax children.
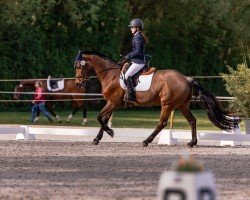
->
<box><xmin>93</xmin><ymin>112</ymin><xmax>113</xmax><ymax>145</ymax></box>
<box><xmin>67</xmin><ymin>102</ymin><xmax>78</xmax><ymax>122</ymax></box>
<box><xmin>142</xmin><ymin>105</ymin><xmax>173</xmax><ymax>147</ymax></box>
<box><xmin>179</xmin><ymin>106</ymin><xmax>197</xmax><ymax>147</ymax></box>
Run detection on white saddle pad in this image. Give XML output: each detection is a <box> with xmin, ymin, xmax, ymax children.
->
<box><xmin>47</xmin><ymin>78</ymin><xmax>65</xmax><ymax>92</ymax></box>
<box><xmin>119</xmin><ymin>72</ymin><xmax>154</xmax><ymax>92</ymax></box>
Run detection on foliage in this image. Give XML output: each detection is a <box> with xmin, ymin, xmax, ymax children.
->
<box><xmin>0</xmin><ymin>0</ymin><xmax>249</xmax><ymax>109</ymax></box>
<box><xmin>221</xmin><ymin>64</ymin><xmax>250</xmax><ymax>118</ymax></box>
<box><xmin>174</xmin><ymin>155</ymin><xmax>204</xmax><ymax>172</ymax></box>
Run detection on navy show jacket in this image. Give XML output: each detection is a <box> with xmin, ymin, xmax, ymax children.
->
<box><xmin>126</xmin><ymin>32</ymin><xmax>145</xmax><ymax>64</ymax></box>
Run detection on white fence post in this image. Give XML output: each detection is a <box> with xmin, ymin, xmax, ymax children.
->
<box><xmin>16</xmin><ymin>125</ymin><xmax>36</xmax><ymax>140</ymax></box>
<box><xmin>158</xmin><ymin>130</ymin><xmax>178</xmax><ymax>145</ymax></box>
<box><xmin>220</xmin><ymin>126</ymin><xmax>242</xmax><ymax>146</ymax></box>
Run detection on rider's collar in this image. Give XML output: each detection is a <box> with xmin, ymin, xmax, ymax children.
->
<box><xmin>133</xmin><ymin>31</ymin><xmax>140</xmax><ymax>36</ymax></box>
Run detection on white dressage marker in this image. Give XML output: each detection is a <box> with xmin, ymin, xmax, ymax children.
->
<box><xmin>220</xmin><ymin>126</ymin><xmax>242</xmax><ymax>146</ymax></box>
<box><xmin>158</xmin><ymin>130</ymin><xmax>178</xmax><ymax>145</ymax></box>
<box><xmin>158</xmin><ymin>171</ymin><xmax>217</xmax><ymax>200</ymax></box>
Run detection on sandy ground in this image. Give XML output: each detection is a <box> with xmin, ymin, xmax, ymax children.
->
<box><xmin>0</xmin><ymin>140</ymin><xmax>249</xmax><ymax>200</ymax></box>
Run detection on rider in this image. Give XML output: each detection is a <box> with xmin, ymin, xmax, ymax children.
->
<box><xmin>124</xmin><ymin>19</ymin><xmax>148</xmax><ymax>103</ymax></box>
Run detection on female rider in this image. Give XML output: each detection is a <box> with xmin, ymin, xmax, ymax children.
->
<box><xmin>124</xmin><ymin>19</ymin><xmax>148</xmax><ymax>103</ymax></box>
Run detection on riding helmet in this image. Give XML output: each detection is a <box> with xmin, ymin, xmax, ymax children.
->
<box><xmin>128</xmin><ymin>19</ymin><xmax>144</xmax><ymax>30</ymax></box>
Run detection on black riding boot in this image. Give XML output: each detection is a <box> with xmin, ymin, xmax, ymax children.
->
<box><xmin>124</xmin><ymin>76</ymin><xmax>135</xmax><ymax>104</ymax></box>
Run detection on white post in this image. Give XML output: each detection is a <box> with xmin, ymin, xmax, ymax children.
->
<box><xmin>220</xmin><ymin>126</ymin><xmax>242</xmax><ymax>146</ymax></box>
<box><xmin>158</xmin><ymin>111</ymin><xmax>178</xmax><ymax>145</ymax></box>
<box><xmin>220</xmin><ymin>116</ymin><xmax>242</xmax><ymax>146</ymax></box>
<box><xmin>16</xmin><ymin>125</ymin><xmax>36</xmax><ymax>140</ymax></box>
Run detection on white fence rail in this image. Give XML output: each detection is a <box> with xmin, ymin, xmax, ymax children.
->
<box><xmin>0</xmin><ymin>125</ymin><xmax>249</xmax><ymax>146</ymax></box>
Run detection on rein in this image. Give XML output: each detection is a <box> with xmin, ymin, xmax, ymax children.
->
<box><xmin>95</xmin><ymin>66</ymin><xmax>119</xmax><ymax>75</ymax></box>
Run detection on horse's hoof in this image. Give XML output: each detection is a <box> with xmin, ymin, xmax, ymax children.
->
<box><xmin>187</xmin><ymin>142</ymin><xmax>193</xmax><ymax>148</ymax></box>
<box><xmin>142</xmin><ymin>142</ymin><xmax>148</xmax><ymax>147</ymax></box>
<box><xmin>106</xmin><ymin>129</ymin><xmax>114</xmax><ymax>138</ymax></box>
<box><xmin>92</xmin><ymin>140</ymin><xmax>99</xmax><ymax>145</ymax></box>
<box><xmin>187</xmin><ymin>142</ymin><xmax>197</xmax><ymax>148</ymax></box>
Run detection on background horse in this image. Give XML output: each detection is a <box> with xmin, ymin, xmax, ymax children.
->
<box><xmin>74</xmin><ymin>51</ymin><xmax>238</xmax><ymax>147</ymax></box>
<box><xmin>14</xmin><ymin>79</ymin><xmax>88</xmax><ymax>125</ymax></box>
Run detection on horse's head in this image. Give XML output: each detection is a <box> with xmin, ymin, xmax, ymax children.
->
<box><xmin>14</xmin><ymin>81</ymin><xmax>36</xmax><ymax>99</ymax></box>
<box><xmin>74</xmin><ymin>55</ymin><xmax>93</xmax><ymax>88</ymax></box>
<box><xmin>14</xmin><ymin>83</ymin><xmax>24</xmax><ymax>99</ymax></box>
<box><xmin>74</xmin><ymin>50</ymin><xmax>119</xmax><ymax>88</ymax></box>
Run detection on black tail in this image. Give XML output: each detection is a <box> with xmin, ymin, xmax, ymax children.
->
<box><xmin>189</xmin><ymin>78</ymin><xmax>239</xmax><ymax>131</ymax></box>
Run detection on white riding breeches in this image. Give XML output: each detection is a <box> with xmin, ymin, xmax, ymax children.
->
<box><xmin>125</xmin><ymin>62</ymin><xmax>145</xmax><ymax>80</ymax></box>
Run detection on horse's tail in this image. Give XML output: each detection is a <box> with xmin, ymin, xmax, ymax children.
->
<box><xmin>188</xmin><ymin>78</ymin><xmax>239</xmax><ymax>131</ymax></box>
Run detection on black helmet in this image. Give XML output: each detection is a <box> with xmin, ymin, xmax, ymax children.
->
<box><xmin>128</xmin><ymin>19</ymin><xmax>144</xmax><ymax>29</ymax></box>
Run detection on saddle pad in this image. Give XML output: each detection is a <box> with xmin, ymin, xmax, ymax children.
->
<box><xmin>47</xmin><ymin>79</ymin><xmax>65</xmax><ymax>92</ymax></box>
<box><xmin>119</xmin><ymin>72</ymin><xmax>155</xmax><ymax>92</ymax></box>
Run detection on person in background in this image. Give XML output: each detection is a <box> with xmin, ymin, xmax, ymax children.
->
<box><xmin>30</xmin><ymin>81</ymin><xmax>53</xmax><ymax>123</ymax></box>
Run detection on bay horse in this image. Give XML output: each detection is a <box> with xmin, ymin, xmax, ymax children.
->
<box><xmin>14</xmin><ymin>79</ymin><xmax>88</xmax><ymax>125</ymax></box>
<box><xmin>74</xmin><ymin>51</ymin><xmax>238</xmax><ymax>147</ymax></box>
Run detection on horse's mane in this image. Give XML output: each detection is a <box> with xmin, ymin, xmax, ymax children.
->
<box><xmin>80</xmin><ymin>50</ymin><xmax>118</xmax><ymax>66</ymax></box>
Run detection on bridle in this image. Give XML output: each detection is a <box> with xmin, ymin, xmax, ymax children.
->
<box><xmin>75</xmin><ymin>60</ymin><xmax>119</xmax><ymax>82</ymax></box>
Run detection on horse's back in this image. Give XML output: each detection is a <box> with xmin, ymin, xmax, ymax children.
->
<box><xmin>153</xmin><ymin>69</ymin><xmax>190</xmax><ymax>87</ymax></box>
<box><xmin>150</xmin><ymin>69</ymin><xmax>192</xmax><ymax>104</ymax></box>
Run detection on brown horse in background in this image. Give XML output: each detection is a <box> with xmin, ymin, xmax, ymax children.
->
<box><xmin>74</xmin><ymin>51</ymin><xmax>238</xmax><ymax>147</ymax></box>
<box><xmin>14</xmin><ymin>79</ymin><xmax>88</xmax><ymax>125</ymax></box>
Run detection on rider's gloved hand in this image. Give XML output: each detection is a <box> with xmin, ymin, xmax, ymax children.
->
<box><xmin>118</xmin><ymin>57</ymin><xmax>128</xmax><ymax>65</ymax></box>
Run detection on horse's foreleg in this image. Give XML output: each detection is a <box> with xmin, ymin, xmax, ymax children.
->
<box><xmin>93</xmin><ymin>112</ymin><xmax>113</xmax><ymax>145</ymax></box>
<box><xmin>142</xmin><ymin>105</ymin><xmax>173</xmax><ymax>147</ymax></box>
<box><xmin>179</xmin><ymin>106</ymin><xmax>197</xmax><ymax>147</ymax></box>
<box><xmin>97</xmin><ymin>102</ymin><xmax>116</xmax><ymax>137</ymax></box>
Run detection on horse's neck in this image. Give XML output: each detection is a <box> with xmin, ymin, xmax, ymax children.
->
<box><xmin>94</xmin><ymin>62</ymin><xmax>120</xmax><ymax>86</ymax></box>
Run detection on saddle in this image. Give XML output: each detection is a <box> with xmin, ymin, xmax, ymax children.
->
<box><xmin>122</xmin><ymin>63</ymin><xmax>156</xmax><ymax>87</ymax></box>
<box><xmin>47</xmin><ymin>76</ymin><xmax>65</xmax><ymax>91</ymax></box>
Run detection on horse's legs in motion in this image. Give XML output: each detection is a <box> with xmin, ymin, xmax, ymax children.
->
<box><xmin>46</xmin><ymin>102</ymin><xmax>61</xmax><ymax>123</ymax></box>
<box><xmin>142</xmin><ymin>104</ymin><xmax>173</xmax><ymax>147</ymax></box>
<box><xmin>81</xmin><ymin>107</ymin><xmax>87</xmax><ymax>125</ymax></box>
<box><xmin>93</xmin><ymin>112</ymin><xmax>113</xmax><ymax>145</ymax></box>
<box><xmin>108</xmin><ymin>113</ymin><xmax>113</xmax><ymax>127</ymax></box>
<box><xmin>67</xmin><ymin>102</ymin><xmax>78</xmax><ymax>122</ymax></box>
<box><xmin>179</xmin><ymin>106</ymin><xmax>197</xmax><ymax>147</ymax></box>
<box><xmin>95</xmin><ymin>101</ymin><xmax>116</xmax><ymax>140</ymax></box>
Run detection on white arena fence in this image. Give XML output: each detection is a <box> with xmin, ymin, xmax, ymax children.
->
<box><xmin>0</xmin><ymin>76</ymin><xmax>249</xmax><ymax>146</ymax></box>
<box><xmin>0</xmin><ymin>90</ymin><xmax>234</xmax><ymax>102</ymax></box>
<box><xmin>0</xmin><ymin>91</ymin><xmax>105</xmax><ymax>102</ymax></box>
<box><xmin>0</xmin><ymin>125</ymin><xmax>249</xmax><ymax>146</ymax></box>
